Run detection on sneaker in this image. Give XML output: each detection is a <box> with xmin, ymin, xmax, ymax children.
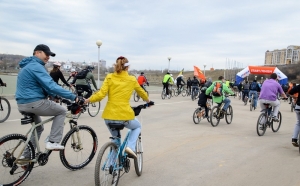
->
<box><xmin>125</xmin><ymin>147</ymin><xmax>137</xmax><ymax>159</ymax></box>
<box><xmin>289</xmin><ymin>102</ymin><xmax>291</xmax><ymax>104</ymax></box>
<box><xmin>271</xmin><ymin>116</ymin><xmax>279</xmax><ymax>122</ymax></box>
<box><xmin>46</xmin><ymin>142</ymin><xmax>64</xmax><ymax>150</ymax></box>
<box><xmin>292</xmin><ymin>139</ymin><xmax>299</xmax><ymax>147</ymax></box>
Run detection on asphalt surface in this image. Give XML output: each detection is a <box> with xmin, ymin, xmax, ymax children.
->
<box><xmin>0</xmin><ymin>94</ymin><xmax>299</xmax><ymax>186</ymax></box>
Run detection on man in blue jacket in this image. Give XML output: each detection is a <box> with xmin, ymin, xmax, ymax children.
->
<box><xmin>16</xmin><ymin>44</ymin><xmax>78</xmax><ymax>155</ymax></box>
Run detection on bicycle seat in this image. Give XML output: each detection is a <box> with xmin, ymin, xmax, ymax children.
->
<box><xmin>20</xmin><ymin>112</ymin><xmax>35</xmax><ymax>125</ymax></box>
<box><xmin>107</xmin><ymin>123</ymin><xmax>126</xmax><ymax>130</ymax></box>
<box><xmin>263</xmin><ymin>103</ymin><xmax>270</xmax><ymax>106</ymax></box>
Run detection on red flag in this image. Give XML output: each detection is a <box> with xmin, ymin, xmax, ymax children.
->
<box><xmin>193</xmin><ymin>66</ymin><xmax>206</xmax><ymax>80</ymax></box>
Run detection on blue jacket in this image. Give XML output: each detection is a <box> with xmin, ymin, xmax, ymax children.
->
<box><xmin>15</xmin><ymin>56</ymin><xmax>76</xmax><ymax>104</ymax></box>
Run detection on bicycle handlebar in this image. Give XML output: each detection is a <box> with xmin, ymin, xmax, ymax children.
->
<box><xmin>132</xmin><ymin>101</ymin><xmax>154</xmax><ymax>116</ymax></box>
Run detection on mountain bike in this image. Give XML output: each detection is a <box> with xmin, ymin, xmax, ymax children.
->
<box><xmin>192</xmin><ymin>100</ymin><xmax>211</xmax><ymax>124</ymax></box>
<box><xmin>94</xmin><ymin>103</ymin><xmax>153</xmax><ymax>186</ymax></box>
<box><xmin>191</xmin><ymin>87</ymin><xmax>199</xmax><ymax>101</ymax></box>
<box><xmin>133</xmin><ymin>84</ymin><xmax>149</xmax><ymax>102</ymax></box>
<box><xmin>210</xmin><ymin>96</ymin><xmax>233</xmax><ymax>127</ymax></box>
<box><xmin>0</xmin><ymin>85</ymin><xmax>11</xmax><ymax>123</ymax></box>
<box><xmin>256</xmin><ymin>103</ymin><xmax>282</xmax><ymax>136</ymax></box>
<box><xmin>0</xmin><ymin>99</ymin><xmax>98</xmax><ymax>186</ymax></box>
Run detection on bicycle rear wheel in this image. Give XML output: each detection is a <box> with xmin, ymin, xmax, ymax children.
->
<box><xmin>257</xmin><ymin>113</ymin><xmax>267</xmax><ymax>136</ymax></box>
<box><xmin>0</xmin><ymin>134</ymin><xmax>35</xmax><ymax>186</ymax></box>
<box><xmin>95</xmin><ymin>142</ymin><xmax>120</xmax><ymax>186</ymax></box>
<box><xmin>291</xmin><ymin>103</ymin><xmax>294</xmax><ymax>112</ymax></box>
<box><xmin>193</xmin><ymin>108</ymin><xmax>201</xmax><ymax>124</ymax></box>
<box><xmin>206</xmin><ymin>108</ymin><xmax>211</xmax><ymax>122</ymax></box>
<box><xmin>161</xmin><ymin>90</ymin><xmax>166</xmax><ymax>100</ymax></box>
<box><xmin>0</xmin><ymin>97</ymin><xmax>11</xmax><ymax>123</ymax></box>
<box><xmin>225</xmin><ymin>105</ymin><xmax>233</xmax><ymax>124</ymax></box>
<box><xmin>250</xmin><ymin>99</ymin><xmax>253</xmax><ymax>111</ymax></box>
<box><xmin>210</xmin><ymin>106</ymin><xmax>220</xmax><ymax>127</ymax></box>
<box><xmin>88</xmin><ymin>102</ymin><xmax>101</xmax><ymax>117</ymax></box>
<box><xmin>174</xmin><ymin>89</ymin><xmax>179</xmax><ymax>97</ymax></box>
<box><xmin>133</xmin><ymin>91</ymin><xmax>140</xmax><ymax>102</ymax></box>
<box><xmin>60</xmin><ymin>125</ymin><xmax>98</xmax><ymax>170</ymax></box>
<box><xmin>271</xmin><ymin>111</ymin><xmax>282</xmax><ymax>132</ymax></box>
<box><xmin>134</xmin><ymin>134</ymin><xmax>143</xmax><ymax>176</ymax></box>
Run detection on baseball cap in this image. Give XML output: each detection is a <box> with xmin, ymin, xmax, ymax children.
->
<box><xmin>34</xmin><ymin>44</ymin><xmax>56</xmax><ymax>57</ymax></box>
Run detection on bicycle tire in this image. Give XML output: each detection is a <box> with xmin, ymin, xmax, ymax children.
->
<box><xmin>0</xmin><ymin>134</ymin><xmax>35</xmax><ymax>186</ymax></box>
<box><xmin>134</xmin><ymin>134</ymin><xmax>143</xmax><ymax>176</ymax></box>
<box><xmin>225</xmin><ymin>105</ymin><xmax>233</xmax><ymax>124</ymax></box>
<box><xmin>291</xmin><ymin>103</ymin><xmax>294</xmax><ymax>112</ymax></box>
<box><xmin>256</xmin><ymin>113</ymin><xmax>267</xmax><ymax>136</ymax></box>
<box><xmin>181</xmin><ymin>89</ymin><xmax>187</xmax><ymax>97</ymax></box>
<box><xmin>60</xmin><ymin>125</ymin><xmax>98</xmax><ymax>170</ymax></box>
<box><xmin>161</xmin><ymin>90</ymin><xmax>166</xmax><ymax>100</ymax></box>
<box><xmin>174</xmin><ymin>89</ymin><xmax>179</xmax><ymax>97</ymax></box>
<box><xmin>88</xmin><ymin>102</ymin><xmax>101</xmax><ymax>117</ymax></box>
<box><xmin>191</xmin><ymin>91</ymin><xmax>195</xmax><ymax>101</ymax></box>
<box><xmin>206</xmin><ymin>108</ymin><xmax>211</xmax><ymax>122</ymax></box>
<box><xmin>271</xmin><ymin>111</ymin><xmax>282</xmax><ymax>132</ymax></box>
<box><xmin>193</xmin><ymin>108</ymin><xmax>201</xmax><ymax>124</ymax></box>
<box><xmin>133</xmin><ymin>91</ymin><xmax>140</xmax><ymax>102</ymax></box>
<box><xmin>210</xmin><ymin>106</ymin><xmax>220</xmax><ymax>127</ymax></box>
<box><xmin>0</xmin><ymin>97</ymin><xmax>11</xmax><ymax>123</ymax></box>
<box><xmin>250</xmin><ymin>99</ymin><xmax>253</xmax><ymax>111</ymax></box>
<box><xmin>95</xmin><ymin>142</ymin><xmax>120</xmax><ymax>186</ymax></box>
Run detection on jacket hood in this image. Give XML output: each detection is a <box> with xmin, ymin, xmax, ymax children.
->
<box><xmin>19</xmin><ymin>56</ymin><xmax>45</xmax><ymax>68</ymax></box>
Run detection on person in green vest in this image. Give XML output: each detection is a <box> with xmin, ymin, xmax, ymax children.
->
<box><xmin>162</xmin><ymin>72</ymin><xmax>174</xmax><ymax>98</ymax></box>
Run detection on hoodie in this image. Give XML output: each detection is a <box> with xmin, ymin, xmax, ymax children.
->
<box><xmin>15</xmin><ymin>56</ymin><xmax>76</xmax><ymax>104</ymax></box>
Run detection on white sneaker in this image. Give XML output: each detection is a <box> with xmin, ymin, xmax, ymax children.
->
<box><xmin>46</xmin><ymin>142</ymin><xmax>64</xmax><ymax>150</ymax></box>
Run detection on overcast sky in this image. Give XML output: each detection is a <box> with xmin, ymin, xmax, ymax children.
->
<box><xmin>1</xmin><ymin>0</ymin><xmax>300</xmax><ymax>71</ymax></box>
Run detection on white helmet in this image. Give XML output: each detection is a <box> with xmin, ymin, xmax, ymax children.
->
<box><xmin>170</xmin><ymin>74</ymin><xmax>173</xmax><ymax>77</ymax></box>
<box><xmin>53</xmin><ymin>62</ymin><xmax>61</xmax><ymax>67</ymax></box>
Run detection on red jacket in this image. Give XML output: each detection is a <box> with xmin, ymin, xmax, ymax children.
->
<box><xmin>137</xmin><ymin>75</ymin><xmax>147</xmax><ymax>85</ymax></box>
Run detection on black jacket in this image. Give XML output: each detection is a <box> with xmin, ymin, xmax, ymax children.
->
<box><xmin>50</xmin><ymin>70</ymin><xmax>70</xmax><ymax>86</ymax></box>
<box><xmin>289</xmin><ymin>85</ymin><xmax>300</xmax><ymax>106</ymax></box>
<box><xmin>198</xmin><ymin>92</ymin><xmax>212</xmax><ymax>106</ymax></box>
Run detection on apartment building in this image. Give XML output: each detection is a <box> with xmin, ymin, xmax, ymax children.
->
<box><xmin>265</xmin><ymin>45</ymin><xmax>300</xmax><ymax>65</ymax></box>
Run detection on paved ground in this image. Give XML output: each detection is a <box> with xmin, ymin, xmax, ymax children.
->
<box><xmin>0</xmin><ymin>94</ymin><xmax>299</xmax><ymax>186</ymax></box>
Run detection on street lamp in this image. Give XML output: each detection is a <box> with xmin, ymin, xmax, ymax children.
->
<box><xmin>255</xmin><ymin>75</ymin><xmax>257</xmax><ymax>80</ymax></box>
<box><xmin>203</xmin><ymin>64</ymin><xmax>206</xmax><ymax>76</ymax></box>
<box><xmin>167</xmin><ymin>57</ymin><xmax>171</xmax><ymax>72</ymax></box>
<box><xmin>96</xmin><ymin>40</ymin><xmax>102</xmax><ymax>88</ymax></box>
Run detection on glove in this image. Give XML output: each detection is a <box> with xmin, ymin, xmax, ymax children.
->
<box><xmin>147</xmin><ymin>101</ymin><xmax>154</xmax><ymax>106</ymax></box>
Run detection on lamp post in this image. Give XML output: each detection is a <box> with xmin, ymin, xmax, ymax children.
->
<box><xmin>96</xmin><ymin>40</ymin><xmax>102</xmax><ymax>88</ymax></box>
<box><xmin>167</xmin><ymin>57</ymin><xmax>171</xmax><ymax>72</ymax></box>
<box><xmin>255</xmin><ymin>75</ymin><xmax>257</xmax><ymax>80</ymax></box>
<box><xmin>261</xmin><ymin>77</ymin><xmax>263</xmax><ymax>83</ymax></box>
<box><xmin>203</xmin><ymin>64</ymin><xmax>206</xmax><ymax>76</ymax></box>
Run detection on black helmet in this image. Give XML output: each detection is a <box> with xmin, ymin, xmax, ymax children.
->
<box><xmin>141</xmin><ymin>72</ymin><xmax>144</xmax><ymax>75</ymax></box>
<box><xmin>87</xmin><ymin>65</ymin><xmax>94</xmax><ymax>70</ymax></box>
<box><xmin>201</xmin><ymin>87</ymin><xmax>207</xmax><ymax>93</ymax></box>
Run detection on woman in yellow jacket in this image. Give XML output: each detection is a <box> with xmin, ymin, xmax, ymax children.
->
<box><xmin>85</xmin><ymin>56</ymin><xmax>151</xmax><ymax>158</ymax></box>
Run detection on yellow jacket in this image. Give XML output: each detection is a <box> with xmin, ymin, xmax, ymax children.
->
<box><xmin>89</xmin><ymin>71</ymin><xmax>148</xmax><ymax>120</ymax></box>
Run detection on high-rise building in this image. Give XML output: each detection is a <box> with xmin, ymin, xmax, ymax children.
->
<box><xmin>265</xmin><ymin>45</ymin><xmax>300</xmax><ymax>65</ymax></box>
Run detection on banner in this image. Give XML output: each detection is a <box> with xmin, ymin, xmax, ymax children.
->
<box><xmin>193</xmin><ymin>66</ymin><xmax>206</xmax><ymax>80</ymax></box>
<box><xmin>178</xmin><ymin>68</ymin><xmax>184</xmax><ymax>77</ymax></box>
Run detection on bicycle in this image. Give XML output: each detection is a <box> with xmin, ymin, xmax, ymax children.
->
<box><xmin>210</xmin><ymin>96</ymin><xmax>233</xmax><ymax>127</ymax></box>
<box><xmin>94</xmin><ymin>103</ymin><xmax>153</xmax><ymax>186</ymax></box>
<box><xmin>191</xmin><ymin>87</ymin><xmax>199</xmax><ymax>101</ymax></box>
<box><xmin>249</xmin><ymin>94</ymin><xmax>256</xmax><ymax>111</ymax></box>
<box><xmin>0</xmin><ymin>85</ymin><xmax>11</xmax><ymax>123</ymax></box>
<box><xmin>243</xmin><ymin>95</ymin><xmax>248</xmax><ymax>106</ymax></box>
<box><xmin>192</xmin><ymin>100</ymin><xmax>211</xmax><ymax>124</ymax></box>
<box><xmin>256</xmin><ymin>103</ymin><xmax>282</xmax><ymax>136</ymax></box>
<box><xmin>291</xmin><ymin>97</ymin><xmax>295</xmax><ymax>112</ymax></box>
<box><xmin>133</xmin><ymin>84</ymin><xmax>149</xmax><ymax>102</ymax></box>
<box><xmin>174</xmin><ymin>85</ymin><xmax>187</xmax><ymax>97</ymax></box>
<box><xmin>0</xmin><ymin>99</ymin><xmax>98</xmax><ymax>186</ymax></box>
<box><xmin>161</xmin><ymin>87</ymin><xmax>171</xmax><ymax>100</ymax></box>
<box><xmin>75</xmin><ymin>82</ymin><xmax>101</xmax><ymax>117</ymax></box>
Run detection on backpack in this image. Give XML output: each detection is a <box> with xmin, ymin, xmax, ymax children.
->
<box><xmin>212</xmin><ymin>82</ymin><xmax>223</xmax><ymax>97</ymax></box>
<box><xmin>250</xmin><ymin>82</ymin><xmax>257</xmax><ymax>90</ymax></box>
<box><xmin>76</xmin><ymin>69</ymin><xmax>89</xmax><ymax>79</ymax></box>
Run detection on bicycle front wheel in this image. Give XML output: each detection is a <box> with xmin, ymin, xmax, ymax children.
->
<box><xmin>271</xmin><ymin>111</ymin><xmax>282</xmax><ymax>132</ymax></box>
<box><xmin>193</xmin><ymin>108</ymin><xmax>201</xmax><ymax>124</ymax></box>
<box><xmin>95</xmin><ymin>142</ymin><xmax>120</xmax><ymax>186</ymax></box>
<box><xmin>0</xmin><ymin>134</ymin><xmax>35</xmax><ymax>186</ymax></box>
<box><xmin>250</xmin><ymin>99</ymin><xmax>253</xmax><ymax>111</ymax></box>
<box><xmin>257</xmin><ymin>113</ymin><xmax>267</xmax><ymax>136</ymax></box>
<box><xmin>88</xmin><ymin>102</ymin><xmax>101</xmax><ymax>117</ymax></box>
<box><xmin>161</xmin><ymin>90</ymin><xmax>166</xmax><ymax>100</ymax></box>
<box><xmin>0</xmin><ymin>97</ymin><xmax>11</xmax><ymax>123</ymax></box>
<box><xmin>181</xmin><ymin>89</ymin><xmax>187</xmax><ymax>97</ymax></box>
<box><xmin>134</xmin><ymin>134</ymin><xmax>143</xmax><ymax>176</ymax></box>
<box><xmin>225</xmin><ymin>105</ymin><xmax>233</xmax><ymax>124</ymax></box>
<box><xmin>210</xmin><ymin>106</ymin><xmax>220</xmax><ymax>127</ymax></box>
<box><xmin>133</xmin><ymin>91</ymin><xmax>140</xmax><ymax>102</ymax></box>
<box><xmin>60</xmin><ymin>125</ymin><xmax>98</xmax><ymax>170</ymax></box>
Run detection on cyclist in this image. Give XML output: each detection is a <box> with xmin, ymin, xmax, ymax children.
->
<box><xmin>137</xmin><ymin>72</ymin><xmax>149</xmax><ymax>91</ymax></box>
<box><xmin>289</xmin><ymin>83</ymin><xmax>300</xmax><ymax>147</ymax></box>
<box><xmin>198</xmin><ymin>87</ymin><xmax>212</xmax><ymax>118</ymax></box>
<box><xmin>162</xmin><ymin>72</ymin><xmax>173</xmax><ymax>99</ymax></box>
<box><xmin>49</xmin><ymin>62</ymin><xmax>74</xmax><ymax>95</ymax></box>
<box><xmin>15</xmin><ymin>44</ymin><xmax>78</xmax><ymax>153</ymax></box>
<box><xmin>258</xmin><ymin>73</ymin><xmax>287</xmax><ymax>121</ymax></box>
<box><xmin>191</xmin><ymin>76</ymin><xmax>200</xmax><ymax>96</ymax></box>
<box><xmin>249</xmin><ymin>79</ymin><xmax>261</xmax><ymax>109</ymax></box>
<box><xmin>85</xmin><ymin>56</ymin><xmax>153</xmax><ymax>158</ymax></box>
<box><xmin>176</xmin><ymin>75</ymin><xmax>186</xmax><ymax>91</ymax></box>
<box><xmin>242</xmin><ymin>81</ymin><xmax>250</xmax><ymax>102</ymax></box>
<box><xmin>66</xmin><ymin>68</ymin><xmax>78</xmax><ymax>82</ymax></box>
<box><xmin>74</xmin><ymin>65</ymin><xmax>98</xmax><ymax>98</ymax></box>
<box><xmin>186</xmin><ymin>77</ymin><xmax>192</xmax><ymax>93</ymax></box>
<box><xmin>206</xmin><ymin>76</ymin><xmax>234</xmax><ymax>113</ymax></box>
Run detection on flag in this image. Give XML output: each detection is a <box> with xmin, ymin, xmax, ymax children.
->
<box><xmin>194</xmin><ymin>66</ymin><xmax>206</xmax><ymax>80</ymax></box>
<box><xmin>178</xmin><ymin>68</ymin><xmax>184</xmax><ymax>76</ymax></box>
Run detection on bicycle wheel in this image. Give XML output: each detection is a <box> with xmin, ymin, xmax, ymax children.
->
<box><xmin>192</xmin><ymin>108</ymin><xmax>201</xmax><ymax>124</ymax></box>
<box><xmin>206</xmin><ymin>108</ymin><xmax>211</xmax><ymax>122</ymax></box>
<box><xmin>238</xmin><ymin>92</ymin><xmax>241</xmax><ymax>100</ymax></box>
<box><xmin>161</xmin><ymin>90</ymin><xmax>166</xmax><ymax>100</ymax></box>
<box><xmin>271</xmin><ymin>111</ymin><xmax>282</xmax><ymax>132</ymax></box>
<box><xmin>0</xmin><ymin>97</ymin><xmax>10</xmax><ymax>123</ymax></box>
<box><xmin>181</xmin><ymin>89</ymin><xmax>187</xmax><ymax>97</ymax></box>
<box><xmin>191</xmin><ymin>91</ymin><xmax>195</xmax><ymax>101</ymax></box>
<box><xmin>88</xmin><ymin>101</ymin><xmax>101</xmax><ymax>117</ymax></box>
<box><xmin>134</xmin><ymin>134</ymin><xmax>143</xmax><ymax>176</ymax></box>
<box><xmin>250</xmin><ymin>99</ymin><xmax>253</xmax><ymax>111</ymax></box>
<box><xmin>225</xmin><ymin>105</ymin><xmax>233</xmax><ymax>124</ymax></box>
<box><xmin>291</xmin><ymin>103</ymin><xmax>294</xmax><ymax>112</ymax></box>
<box><xmin>60</xmin><ymin>125</ymin><xmax>98</xmax><ymax>170</ymax></box>
<box><xmin>210</xmin><ymin>106</ymin><xmax>220</xmax><ymax>127</ymax></box>
<box><xmin>133</xmin><ymin>91</ymin><xmax>140</xmax><ymax>102</ymax></box>
<box><xmin>0</xmin><ymin>134</ymin><xmax>35</xmax><ymax>186</ymax></box>
<box><xmin>256</xmin><ymin>113</ymin><xmax>267</xmax><ymax>136</ymax></box>
<box><xmin>95</xmin><ymin>142</ymin><xmax>120</xmax><ymax>186</ymax></box>
<box><xmin>174</xmin><ymin>89</ymin><xmax>178</xmax><ymax>97</ymax></box>
<box><xmin>171</xmin><ymin>89</ymin><xmax>175</xmax><ymax>97</ymax></box>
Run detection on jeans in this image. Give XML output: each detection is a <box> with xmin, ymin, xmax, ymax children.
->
<box><xmin>249</xmin><ymin>90</ymin><xmax>258</xmax><ymax>108</ymax></box>
<box><xmin>292</xmin><ymin>110</ymin><xmax>300</xmax><ymax>139</ymax></box>
<box><xmin>104</xmin><ymin>118</ymin><xmax>141</xmax><ymax>152</ymax></box>
<box><xmin>76</xmin><ymin>85</ymin><xmax>93</xmax><ymax>99</ymax></box>
<box><xmin>259</xmin><ymin>99</ymin><xmax>280</xmax><ymax>118</ymax></box>
<box><xmin>192</xmin><ymin>86</ymin><xmax>199</xmax><ymax>95</ymax></box>
<box><xmin>242</xmin><ymin>90</ymin><xmax>249</xmax><ymax>101</ymax></box>
<box><xmin>222</xmin><ymin>98</ymin><xmax>231</xmax><ymax>110</ymax></box>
